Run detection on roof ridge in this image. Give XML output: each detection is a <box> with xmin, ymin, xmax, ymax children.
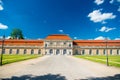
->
<box><xmin>46</xmin><ymin>34</ymin><xmax>72</xmax><ymax>40</ymax></box>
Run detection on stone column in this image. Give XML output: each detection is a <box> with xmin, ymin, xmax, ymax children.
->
<box><xmin>61</xmin><ymin>49</ymin><xmax>63</xmax><ymax>55</ymax></box>
<box><xmin>54</xmin><ymin>49</ymin><xmax>56</xmax><ymax>55</ymax></box>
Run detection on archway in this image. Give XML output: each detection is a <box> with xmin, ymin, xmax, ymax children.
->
<box><xmin>63</xmin><ymin>49</ymin><xmax>66</xmax><ymax>55</ymax></box>
<box><xmin>56</xmin><ymin>49</ymin><xmax>60</xmax><ymax>55</ymax></box>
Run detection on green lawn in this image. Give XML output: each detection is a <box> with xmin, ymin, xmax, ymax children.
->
<box><xmin>74</xmin><ymin>55</ymin><xmax>120</xmax><ymax>67</ymax></box>
<box><xmin>1</xmin><ymin>54</ymin><xmax>42</xmax><ymax>65</ymax></box>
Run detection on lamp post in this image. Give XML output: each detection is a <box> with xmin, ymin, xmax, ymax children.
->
<box><xmin>0</xmin><ymin>35</ymin><xmax>5</xmax><ymax>66</ymax></box>
<box><xmin>105</xmin><ymin>38</ymin><xmax>109</xmax><ymax>66</ymax></box>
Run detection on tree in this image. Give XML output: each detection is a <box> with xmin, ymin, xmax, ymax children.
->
<box><xmin>10</xmin><ymin>28</ymin><xmax>24</xmax><ymax>39</ymax></box>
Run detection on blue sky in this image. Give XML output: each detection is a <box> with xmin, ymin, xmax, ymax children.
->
<box><xmin>0</xmin><ymin>0</ymin><xmax>120</xmax><ymax>40</ymax></box>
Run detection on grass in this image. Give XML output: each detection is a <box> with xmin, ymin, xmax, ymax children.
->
<box><xmin>1</xmin><ymin>54</ymin><xmax>42</xmax><ymax>65</ymax></box>
<box><xmin>74</xmin><ymin>55</ymin><xmax>120</xmax><ymax>67</ymax></box>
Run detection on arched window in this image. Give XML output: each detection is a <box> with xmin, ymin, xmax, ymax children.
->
<box><xmin>16</xmin><ymin>49</ymin><xmax>19</xmax><ymax>54</ymax></box>
<box><xmin>56</xmin><ymin>49</ymin><xmax>60</xmax><ymax>55</ymax></box>
<box><xmin>31</xmin><ymin>49</ymin><xmax>34</xmax><ymax>54</ymax></box>
<box><xmin>49</xmin><ymin>49</ymin><xmax>53</xmax><ymax>54</ymax></box>
<box><xmin>24</xmin><ymin>49</ymin><xmax>27</xmax><ymax>54</ymax></box>
<box><xmin>69</xmin><ymin>51</ymin><xmax>71</xmax><ymax>55</ymax></box>
<box><xmin>38</xmin><ymin>49</ymin><xmax>41</xmax><ymax>54</ymax></box>
<box><xmin>3</xmin><ymin>48</ymin><xmax>5</xmax><ymax>54</ymax></box>
<box><xmin>63</xmin><ymin>49</ymin><xmax>66</xmax><ymax>55</ymax></box>
<box><xmin>110</xmin><ymin>49</ymin><xmax>112</xmax><ymax>55</ymax></box>
<box><xmin>117</xmin><ymin>49</ymin><xmax>119</xmax><ymax>55</ymax></box>
<box><xmin>75</xmin><ymin>50</ymin><xmax>78</xmax><ymax>54</ymax></box>
<box><xmin>82</xmin><ymin>50</ymin><xmax>85</xmax><ymax>55</ymax></box>
<box><xmin>9</xmin><ymin>49</ymin><xmax>12</xmax><ymax>54</ymax></box>
<box><xmin>96</xmin><ymin>49</ymin><xmax>99</xmax><ymax>55</ymax></box>
<box><xmin>103</xmin><ymin>49</ymin><xmax>106</xmax><ymax>55</ymax></box>
<box><xmin>89</xmin><ymin>49</ymin><xmax>92</xmax><ymax>55</ymax></box>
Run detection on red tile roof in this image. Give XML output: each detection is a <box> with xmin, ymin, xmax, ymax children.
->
<box><xmin>73</xmin><ymin>40</ymin><xmax>120</xmax><ymax>46</ymax></box>
<box><xmin>0</xmin><ymin>40</ymin><xmax>44</xmax><ymax>46</ymax></box>
<box><xmin>46</xmin><ymin>34</ymin><xmax>72</xmax><ymax>40</ymax></box>
<box><xmin>0</xmin><ymin>37</ymin><xmax>120</xmax><ymax>47</ymax></box>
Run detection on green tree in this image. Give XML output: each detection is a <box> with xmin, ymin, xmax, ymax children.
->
<box><xmin>10</xmin><ymin>28</ymin><xmax>24</xmax><ymax>39</ymax></box>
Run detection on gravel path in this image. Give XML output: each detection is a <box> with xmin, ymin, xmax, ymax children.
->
<box><xmin>0</xmin><ymin>55</ymin><xmax>120</xmax><ymax>80</ymax></box>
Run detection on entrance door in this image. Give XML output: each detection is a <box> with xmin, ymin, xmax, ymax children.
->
<box><xmin>49</xmin><ymin>49</ymin><xmax>53</xmax><ymax>55</ymax></box>
<box><xmin>56</xmin><ymin>49</ymin><xmax>60</xmax><ymax>55</ymax></box>
<box><xmin>63</xmin><ymin>49</ymin><xmax>66</xmax><ymax>55</ymax></box>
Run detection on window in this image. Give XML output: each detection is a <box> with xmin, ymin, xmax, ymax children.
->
<box><xmin>75</xmin><ymin>50</ymin><xmax>78</xmax><ymax>54</ymax></box>
<box><xmin>117</xmin><ymin>49</ymin><xmax>119</xmax><ymax>55</ymax></box>
<box><xmin>31</xmin><ymin>49</ymin><xmax>34</xmax><ymax>54</ymax></box>
<box><xmin>24</xmin><ymin>49</ymin><xmax>27</xmax><ymax>54</ymax></box>
<box><xmin>69</xmin><ymin>51</ymin><xmax>71</xmax><ymax>55</ymax></box>
<box><xmin>63</xmin><ymin>49</ymin><xmax>66</xmax><ymax>54</ymax></box>
<box><xmin>110</xmin><ymin>49</ymin><xmax>112</xmax><ymax>55</ymax></box>
<box><xmin>103</xmin><ymin>49</ymin><xmax>106</xmax><ymax>55</ymax></box>
<box><xmin>9</xmin><ymin>49</ymin><xmax>12</xmax><ymax>54</ymax></box>
<box><xmin>38</xmin><ymin>49</ymin><xmax>41</xmax><ymax>54</ymax></box>
<box><xmin>45</xmin><ymin>51</ymin><xmax>47</xmax><ymax>54</ymax></box>
<box><xmin>89</xmin><ymin>49</ymin><xmax>92</xmax><ymax>55</ymax></box>
<box><xmin>45</xmin><ymin>44</ymin><xmax>47</xmax><ymax>47</ymax></box>
<box><xmin>96</xmin><ymin>49</ymin><xmax>99</xmax><ymax>55</ymax></box>
<box><xmin>82</xmin><ymin>50</ymin><xmax>85</xmax><ymax>55</ymax></box>
<box><xmin>49</xmin><ymin>49</ymin><xmax>53</xmax><ymax>54</ymax></box>
<box><xmin>69</xmin><ymin>44</ymin><xmax>72</xmax><ymax>47</ymax></box>
<box><xmin>64</xmin><ymin>42</ymin><xmax>66</xmax><ymax>45</ymax></box>
<box><xmin>2</xmin><ymin>48</ymin><xmax>5</xmax><ymax>54</ymax></box>
<box><xmin>16</xmin><ymin>49</ymin><xmax>19</xmax><ymax>54</ymax></box>
<box><xmin>56</xmin><ymin>49</ymin><xmax>60</xmax><ymax>55</ymax></box>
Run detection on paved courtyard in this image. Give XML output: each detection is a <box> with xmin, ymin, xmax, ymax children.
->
<box><xmin>0</xmin><ymin>55</ymin><xmax>120</xmax><ymax>80</ymax></box>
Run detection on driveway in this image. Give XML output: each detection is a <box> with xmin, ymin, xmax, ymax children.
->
<box><xmin>0</xmin><ymin>55</ymin><xmax>120</xmax><ymax>80</ymax></box>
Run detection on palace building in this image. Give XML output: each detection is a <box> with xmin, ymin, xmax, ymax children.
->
<box><xmin>0</xmin><ymin>34</ymin><xmax>120</xmax><ymax>55</ymax></box>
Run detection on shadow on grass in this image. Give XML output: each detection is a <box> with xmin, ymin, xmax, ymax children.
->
<box><xmin>1</xmin><ymin>74</ymin><xmax>67</xmax><ymax>80</ymax></box>
<box><xmin>80</xmin><ymin>74</ymin><xmax>120</xmax><ymax>80</ymax></box>
<box><xmin>1</xmin><ymin>74</ymin><xmax>120</xmax><ymax>80</ymax></box>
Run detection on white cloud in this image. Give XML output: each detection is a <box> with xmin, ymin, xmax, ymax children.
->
<box><xmin>94</xmin><ymin>36</ymin><xmax>110</xmax><ymax>40</ymax></box>
<box><xmin>0</xmin><ymin>0</ymin><xmax>3</xmax><ymax>11</ymax></box>
<box><xmin>94</xmin><ymin>36</ymin><xmax>105</xmax><ymax>40</ymax></box>
<box><xmin>99</xmin><ymin>26</ymin><xmax>116</xmax><ymax>32</ymax></box>
<box><xmin>59</xmin><ymin>30</ymin><xmax>64</xmax><ymax>33</ymax></box>
<box><xmin>94</xmin><ymin>0</ymin><xmax>104</xmax><ymax>5</ymax></box>
<box><xmin>117</xmin><ymin>0</ymin><xmax>120</xmax><ymax>2</ymax></box>
<box><xmin>117</xmin><ymin>6</ymin><xmax>120</xmax><ymax>12</ymax></box>
<box><xmin>0</xmin><ymin>0</ymin><xmax>2</xmax><ymax>3</ymax></box>
<box><xmin>0</xmin><ymin>23</ymin><xmax>8</xmax><ymax>29</ymax></box>
<box><xmin>0</xmin><ymin>36</ymin><xmax>10</xmax><ymax>39</ymax></box>
<box><xmin>6</xmin><ymin>36</ymin><xmax>11</xmax><ymax>39</ymax></box>
<box><xmin>74</xmin><ymin>37</ymin><xmax>77</xmax><ymax>39</ymax></box>
<box><xmin>0</xmin><ymin>5</ymin><xmax>3</xmax><ymax>10</ymax></box>
<box><xmin>37</xmin><ymin>38</ymin><xmax>42</xmax><ymax>40</ymax></box>
<box><xmin>99</xmin><ymin>26</ymin><xmax>106</xmax><ymax>32</ymax></box>
<box><xmin>0</xmin><ymin>36</ymin><xmax>2</xmax><ymax>39</ymax></box>
<box><xmin>101</xmin><ymin>21</ymin><xmax>107</xmax><ymax>24</ymax></box>
<box><xmin>88</xmin><ymin>9</ymin><xmax>116</xmax><ymax>23</ymax></box>
<box><xmin>114</xmin><ymin>38</ymin><xmax>120</xmax><ymax>40</ymax></box>
<box><xmin>109</xmin><ymin>0</ymin><xmax>114</xmax><ymax>4</ymax></box>
<box><xmin>109</xmin><ymin>0</ymin><xmax>120</xmax><ymax>4</ymax></box>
